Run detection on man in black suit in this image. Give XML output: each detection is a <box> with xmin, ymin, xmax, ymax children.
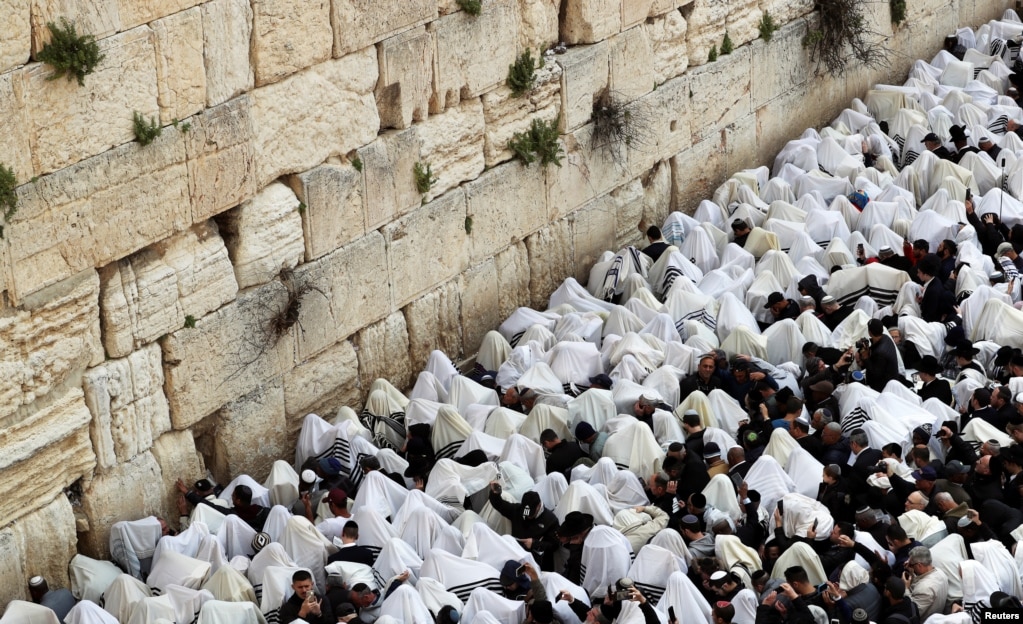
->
<box><xmin>917</xmin><ymin>255</ymin><xmax>952</xmax><ymax>322</ymax></box>
<box><xmin>847</xmin><ymin>429</ymin><xmax>884</xmax><ymax>501</ymax></box>
<box><xmin>915</xmin><ymin>356</ymin><xmax>952</xmax><ymax>405</ymax></box>
<box><xmin>923</xmin><ymin>132</ymin><xmax>953</xmax><ymax>160</ymax></box>
<box><xmin>326</xmin><ymin>522</ymin><xmax>375</xmax><ymax>566</ymax></box>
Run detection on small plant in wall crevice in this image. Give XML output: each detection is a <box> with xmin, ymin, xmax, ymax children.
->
<box><xmin>456</xmin><ymin>0</ymin><xmax>482</xmax><ymax>16</ymax></box>
<box><xmin>720</xmin><ymin>32</ymin><xmax>734</xmax><ymax>55</ymax></box>
<box><xmin>759</xmin><ymin>11</ymin><xmax>778</xmax><ymax>42</ymax></box>
<box><xmin>0</xmin><ymin>163</ymin><xmax>18</xmax><ymax>239</ymax></box>
<box><xmin>507</xmin><ymin>49</ymin><xmax>537</xmax><ymax>97</ymax></box>
<box><xmin>591</xmin><ymin>89</ymin><xmax>650</xmax><ymax>168</ymax></box>
<box><xmin>133</xmin><ymin>111</ymin><xmax>162</xmax><ymax>146</ymax></box>
<box><xmin>509</xmin><ymin>117</ymin><xmax>564</xmax><ymax>168</ymax></box>
<box><xmin>414</xmin><ymin>161</ymin><xmax>439</xmax><ymax>194</ymax></box>
<box><xmin>708</xmin><ymin>44</ymin><xmax>718</xmax><ymax>62</ymax></box>
<box><xmin>36</xmin><ymin>17</ymin><xmax>104</xmax><ymax>86</ymax></box>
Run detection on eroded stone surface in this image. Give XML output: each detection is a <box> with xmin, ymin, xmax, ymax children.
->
<box><xmin>332</xmin><ymin>0</ymin><xmax>435</xmax><ymax>56</ymax></box>
<box><xmin>562</xmin><ymin>0</ymin><xmax>621</xmax><ymax>44</ymax></box>
<box><xmin>1</xmin><ymin>0</ymin><xmax>30</xmax><ymax>74</ymax></box>
<box><xmin>525</xmin><ymin>220</ymin><xmax>573</xmax><ymax>309</ymax></box>
<box><xmin>645</xmin><ymin>10</ymin><xmax>688</xmax><ymax>84</ymax></box>
<box><xmin>150</xmin><ymin>429</ymin><xmax>204</xmax><ymax>524</ymax></box>
<box><xmin>13</xmin><ymin>496</ymin><xmax>77</xmax><ymax>598</ymax></box>
<box><xmin>686</xmin><ymin>45</ymin><xmax>751</xmax><ymax>143</ymax></box>
<box><xmin>152</xmin><ymin>7</ymin><xmax>206</xmax><ymax>124</ymax></box>
<box><xmin>685</xmin><ymin>0</ymin><xmax>727</xmax><ymax>68</ymax></box>
<box><xmin>78</xmin><ymin>450</ymin><xmax>162</xmax><ymax>558</ymax></box>
<box><xmin>30</xmin><ymin>0</ymin><xmax>120</xmax><ymax>55</ymax></box>
<box><xmin>609</xmin><ymin>27</ymin><xmax>654</xmax><ymax>101</ymax></box>
<box><xmin>557</xmin><ymin>41</ymin><xmax>610</xmax><ymax>132</ymax></box>
<box><xmin>416</xmin><ymin>98</ymin><xmax>486</xmax><ymax>202</ymax></box>
<box><xmin>356</xmin><ymin>312</ymin><xmax>413</xmax><ymax>401</ymax></box>
<box><xmin>118</xmin><ymin>0</ymin><xmax>204</xmax><ymax>30</ymax></box>
<box><xmin>359</xmin><ymin>128</ymin><xmax>423</xmax><ymax>228</ymax></box>
<box><xmin>0</xmin><ymin>69</ymin><xmax>31</xmax><ymax>185</ymax></box>
<box><xmin>465</xmin><ymin>160</ymin><xmax>548</xmax><ymax>264</ymax></box>
<box><xmin>288</xmin><ymin>164</ymin><xmax>366</xmax><ymax>260</ymax></box>
<box><xmin>185</xmin><ymin>96</ymin><xmax>257</xmax><ymax>223</ymax></box>
<box><xmin>218</xmin><ymin>182</ymin><xmax>304</xmax><ymax>289</ymax></box>
<box><xmin>283</xmin><ymin>340</ymin><xmax>360</xmax><ymax>424</ymax></box>
<box><xmin>518</xmin><ymin>0</ymin><xmax>560</xmax><ymax>50</ymax></box>
<box><xmin>212</xmin><ymin>382</ymin><xmax>286</xmax><ymax>484</ymax></box>
<box><xmin>376</xmin><ymin>27</ymin><xmax>433</xmax><ymax>129</ymax></box>
<box><xmin>252</xmin><ymin>0</ymin><xmax>333</xmax><ymax>86</ymax></box>
<box><xmin>404</xmin><ymin>280</ymin><xmax>463</xmax><ymax>372</ymax></box>
<box><xmin>482</xmin><ymin>56</ymin><xmax>562</xmax><ymax>167</ymax></box>
<box><xmin>202</xmin><ymin>0</ymin><xmax>254</xmax><ymax>106</ymax></box>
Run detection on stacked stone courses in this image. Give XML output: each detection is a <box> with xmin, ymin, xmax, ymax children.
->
<box><xmin>0</xmin><ymin>0</ymin><xmax>1007</xmax><ymax>605</ymax></box>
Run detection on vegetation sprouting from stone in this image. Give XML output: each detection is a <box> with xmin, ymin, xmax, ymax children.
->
<box><xmin>0</xmin><ymin>163</ymin><xmax>17</xmax><ymax>239</ymax></box>
<box><xmin>465</xmin><ymin>216</ymin><xmax>474</xmax><ymax>235</ymax></box>
<box><xmin>721</xmin><ymin>32</ymin><xmax>734</xmax><ymax>55</ymax></box>
<box><xmin>759</xmin><ymin>11</ymin><xmax>779</xmax><ymax>42</ymax></box>
<box><xmin>133</xmin><ymin>111</ymin><xmax>162</xmax><ymax>146</ymax></box>
<box><xmin>708</xmin><ymin>45</ymin><xmax>718</xmax><ymax>62</ymax></box>
<box><xmin>414</xmin><ymin>162</ymin><xmax>439</xmax><ymax>194</ymax></box>
<box><xmin>457</xmin><ymin>0</ymin><xmax>483</xmax><ymax>16</ymax></box>
<box><xmin>890</xmin><ymin>0</ymin><xmax>906</xmax><ymax>25</ymax></box>
<box><xmin>591</xmin><ymin>90</ymin><xmax>649</xmax><ymax>168</ymax></box>
<box><xmin>509</xmin><ymin>117</ymin><xmax>564</xmax><ymax>168</ymax></box>
<box><xmin>36</xmin><ymin>18</ymin><xmax>104</xmax><ymax>86</ymax></box>
<box><xmin>352</xmin><ymin>156</ymin><xmax>363</xmax><ymax>172</ymax></box>
<box><xmin>803</xmin><ymin>0</ymin><xmax>889</xmax><ymax>76</ymax></box>
<box><xmin>171</xmin><ymin>118</ymin><xmax>192</xmax><ymax>133</ymax></box>
<box><xmin>184</xmin><ymin>315</ymin><xmax>196</xmax><ymax>329</ymax></box>
<box><xmin>507</xmin><ymin>49</ymin><xmax>537</xmax><ymax>97</ymax></box>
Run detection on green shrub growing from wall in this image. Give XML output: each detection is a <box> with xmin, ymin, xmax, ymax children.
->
<box><xmin>37</xmin><ymin>18</ymin><xmax>104</xmax><ymax>86</ymax></box>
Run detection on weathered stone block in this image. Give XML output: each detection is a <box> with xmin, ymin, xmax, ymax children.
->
<box><xmin>252</xmin><ymin>0</ymin><xmax>333</xmax><ymax>86</ymax></box>
<box><xmin>118</xmin><ymin>0</ymin><xmax>204</xmax><ymax>30</ymax></box>
<box><xmin>288</xmin><ymin>164</ymin><xmax>365</xmax><ymax>261</ymax></box>
<box><xmin>620</xmin><ymin>160</ymin><xmax>671</xmax><ymax>248</ymax></box>
<box><xmin>545</xmin><ymin>123</ymin><xmax>631</xmax><ymax>220</ymax></box>
<box><xmin>404</xmin><ymin>280</ymin><xmax>463</xmax><ymax>372</ymax></box>
<box><xmin>27</xmin><ymin>25</ymin><xmax>159</xmax><ymax>175</ymax></box>
<box><xmin>760</xmin><ymin>0</ymin><xmax>814</xmax><ymax>27</ymax></box>
<box><xmin>250</xmin><ymin>48</ymin><xmax>379</xmax><ymax>187</ymax></box>
<box><xmin>185</xmin><ymin>97</ymin><xmax>256</xmax><ymax>223</ymax></box>
<box><xmin>30</xmin><ymin>0</ymin><xmax>120</xmax><ymax>55</ymax></box>
<box><xmin>430</xmin><ymin>0</ymin><xmax>519</xmax><ymax>111</ymax></box>
<box><xmin>1</xmin><ymin>0</ymin><xmax>30</xmax><ymax>73</ymax></box>
<box><xmin>83</xmin><ymin>343</ymin><xmax>171</xmax><ymax>469</ymax></box>
<box><xmin>526</xmin><ymin>219</ymin><xmax>574</xmax><ymax>309</ymax></box>
<box><xmin>332</xmin><ymin>0</ymin><xmax>435</xmax><ymax>56</ymax></box>
<box><xmin>356</xmin><ymin>312</ymin><xmax>413</xmax><ymax>400</ymax></box>
<box><xmin>212</xmin><ymin>382</ymin><xmax>286</xmax><ymax>484</ymax></box>
<box><xmin>218</xmin><ymin>182</ymin><xmax>304</xmax><ymax>289</ymax></box>
<box><xmin>0</xmin><ymin>530</ymin><xmax>24</xmax><ymax>606</ymax></box>
<box><xmin>685</xmin><ymin>0</ymin><xmax>727</xmax><ymax>67</ymax></box>
<box><xmin>78</xmin><ymin>451</ymin><xmax>163</xmax><ymax>558</ymax></box>
<box><xmin>751</xmin><ymin>21</ymin><xmax>812</xmax><ymax>108</ymax></box>
<box><xmin>161</xmin><ymin>279</ymin><xmax>297</xmax><ymax>429</ymax></box>
<box><xmin>13</xmin><ymin>496</ymin><xmax>77</xmax><ymax>597</ymax></box>
<box><xmin>629</xmin><ymin>75</ymin><xmax>692</xmax><ymax>173</ymax></box>
<box><xmin>645</xmin><ymin>10</ymin><xmax>688</xmax><ymax>84</ymax></box>
<box><xmin>573</xmin><ymin>192</ymin><xmax>623</xmax><ymax>283</ymax></box>
<box><xmin>623</xmin><ymin>0</ymin><xmax>655</xmax><ymax>29</ymax></box>
<box><xmin>465</xmin><ymin>160</ymin><xmax>548</xmax><ymax>264</ymax></box>
<box><xmin>384</xmin><ymin>189</ymin><xmax>469</xmax><ymax>308</ymax></box>
<box><xmin>518</xmin><ymin>0</ymin><xmax>560</xmax><ymax>50</ymax></box>
<box><xmin>416</xmin><ymin>98</ymin><xmax>486</xmax><ymax>201</ymax></box>
<box><xmin>557</xmin><ymin>41</ymin><xmax>609</xmax><ymax>133</ymax></box>
<box><xmin>376</xmin><ymin>27</ymin><xmax>433</xmax><ymax>129</ymax></box>
<box><xmin>562</xmin><ymin>0</ymin><xmax>620</xmax><ymax>44</ymax></box>
<box><xmin>687</xmin><ymin>45</ymin><xmax>751</xmax><ymax>143</ymax></box>
<box><xmin>459</xmin><ymin>259</ymin><xmax>500</xmax><ymax>356</ymax></box>
<box><xmin>609</xmin><ymin>27</ymin><xmax>654</xmax><ymax>101</ymax></box>
<box><xmin>670</xmin><ymin>116</ymin><xmax>753</xmax><ymax>211</ymax></box>
<box><xmin>0</xmin><ymin>389</ymin><xmax>96</xmax><ymax>532</ymax></box>
<box><xmin>359</xmin><ymin>128</ymin><xmax>423</xmax><ymax>229</ymax></box>
<box><xmin>496</xmin><ymin>242</ymin><xmax>532</xmax><ymax>320</ymax></box>
<box><xmin>8</xmin><ymin>130</ymin><xmax>189</xmax><ymax>301</ymax></box>
<box><xmin>151</xmin><ymin>430</ymin><xmax>204</xmax><ymax>525</ymax></box>
<box><xmin>152</xmin><ymin>7</ymin><xmax>206</xmax><ymax>124</ymax></box>
<box><xmin>648</xmin><ymin>0</ymin><xmax>684</xmax><ymax>17</ymax></box>
<box><xmin>291</xmin><ymin>232</ymin><xmax>390</xmax><ymax>360</ymax></box>
<box><xmin>725</xmin><ymin>0</ymin><xmax>762</xmax><ymax>49</ymax></box>
<box><xmin>283</xmin><ymin>340</ymin><xmax>360</xmax><ymax>425</ymax></box>
<box><xmin>0</xmin><ymin>271</ymin><xmax>102</xmax><ymax>423</ymax></box>
<box><xmin>482</xmin><ymin>56</ymin><xmax>562</xmax><ymax>167</ymax></box>
<box><xmin>0</xmin><ymin>69</ymin><xmax>31</xmax><ymax>185</ymax></box>
<box><xmin>202</xmin><ymin>0</ymin><xmax>254</xmax><ymax>106</ymax></box>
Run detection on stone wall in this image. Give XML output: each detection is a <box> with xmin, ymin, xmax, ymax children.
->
<box><xmin>0</xmin><ymin>0</ymin><xmax>1007</xmax><ymax>604</ymax></box>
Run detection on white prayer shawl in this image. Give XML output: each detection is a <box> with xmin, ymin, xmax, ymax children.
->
<box><xmin>0</xmin><ymin>601</ymin><xmax>60</xmax><ymax>624</ymax></box>
<box><xmin>550</xmin><ymin>277</ymin><xmax>617</xmax><ymax>314</ymax></box>
<box><xmin>163</xmin><ymin>584</ymin><xmax>215</xmax><ymax>624</ymax></box>
<box><xmin>732</xmin><ymin>589</ymin><xmax>760</xmax><ymax>624</ymax></box>
<box><xmin>961</xmin><ymin>560</ymin><xmax>999</xmax><ymax>623</ymax></box>
<box><xmin>126</xmin><ymin>595</ymin><xmax>177</xmax><ymax>624</ymax></box>
<box><xmin>462</xmin><ymin>521</ymin><xmax>537</xmax><ymax>573</ymax></box>
<box><xmin>499</xmin><ymin>307</ymin><xmax>559</xmax><ymax>347</ymax></box>
<box><xmin>103</xmin><ymin>574</ymin><xmax>153</xmax><ymax>623</ymax></box>
<box><xmin>715</xmin><ymin>535</ymin><xmax>762</xmax><ymax>585</ymax></box>
<box><xmin>499</xmin><ymin>433</ymin><xmax>546</xmax><ymax>480</ymax></box>
<box><xmin>655</xmin><ymin>571</ymin><xmax>714</xmax><ymax>624</ymax></box>
<box><xmin>650</xmin><ymin>529</ymin><xmax>693</xmax><ymax>572</ymax></box>
<box><xmin>607</xmin><ymin>332</ymin><xmax>666</xmax><ymax>372</ymax></box>
<box><xmin>779</xmin><ymin>492</ymin><xmax>835</xmax><ymax>541</ymax></box>
<box><xmin>377</xmin><ymin>584</ymin><xmax>435</xmax><ymax>624</ymax></box>
<box><xmin>216</xmin><ymin>515</ymin><xmax>257</xmax><ymax>560</ymax></box>
<box><xmin>258</xmin><ymin>565</ymin><xmax>307</xmax><ymax>622</ymax></box>
<box><xmin>744</xmin><ymin>453</ymin><xmax>798</xmax><ymax>516</ymax></box>
<box><xmin>264</xmin><ymin>460</ymin><xmax>300</xmax><ymax>509</ymax></box>
<box><xmin>420</xmin><ymin>548</ymin><xmax>503</xmax><ymax>601</ymax></box>
<box><xmin>702</xmin><ymin>474</ymin><xmax>742</xmax><ymax>522</ymax></box>
<box><xmin>147</xmin><ymin>550</ymin><xmax>212</xmax><ymax>594</ymax></box>
<box><xmin>556</xmin><ymin>310</ymin><xmax>609</xmax><ymax>345</ymax></box>
<box><xmin>425</xmin><ymin>458</ymin><xmax>498</xmax><ymax>507</ymax></box>
<box><xmin>971</xmin><ymin>540</ymin><xmax>1023</xmax><ymax>597</ymax></box>
<box><xmin>353</xmin><ymin>470</ymin><xmax>410</xmax><ymax>519</ymax></box>
<box><xmin>519</xmin><ymin>403</ymin><xmax>572</xmax><ymax>443</ymax></box>
<box><xmin>898</xmin><ymin>510</ymin><xmax>948</xmax><ymax>543</ymax></box>
<box><xmin>201</xmin><ymin>562</ymin><xmax>257</xmax><ymax>604</ymax></box>
<box><xmin>221</xmin><ymin>475</ymin><xmax>271</xmax><ymax>510</ymax></box>
<box><xmin>375</xmin><ymin>536</ymin><xmax>425</xmax><ymax>585</ymax></box>
<box><xmin>153</xmin><ymin>521</ymin><xmax>212</xmax><ymax>576</ymax></box>
<box><xmin>461</xmin><ymin>587</ymin><xmax>527</xmax><ymax>624</ymax></box>
<box><xmin>464</xmin><ymin>403</ymin><xmax>497</xmax><ymax>431</ymax></box>
<box><xmin>110</xmin><ymin>516</ymin><xmax>163</xmax><ymax>580</ymax></box>
<box><xmin>416</xmin><ymin>576</ymin><xmax>464</xmax><ymax>615</ymax></box>
<box><xmin>581</xmin><ymin>525</ymin><xmax>635</xmax><ymax>598</ymax></box>
<box><xmin>197</xmin><ymin>600</ymin><xmax>268</xmax><ymax>624</ymax></box>
<box><xmin>601</xmin><ymin>419</ymin><xmax>666</xmax><ymax>478</ymax></box>
<box><xmin>533</xmin><ymin>472</ymin><xmax>569</xmax><ymax>511</ymax></box>
<box><xmin>680</xmin><ymin>226</ymin><xmax>722</xmax><ymax>274</ymax></box>
<box><xmin>325</xmin><ymin>561</ymin><xmax>378</xmax><ymax>593</ymax></box>
<box><xmin>553</xmin><ymin>480</ymin><xmax>615</xmax><ymax>526</ymax></box>
<box><xmin>477</xmin><ymin>330</ymin><xmax>513</xmax><ymax>372</ymax></box>
<box><xmin>545</xmin><ymin>341</ymin><xmax>603</xmax><ymax>388</ymax></box>
<box><xmin>485</xmin><ymin>407</ymin><xmax>527</xmax><ymax>439</ymax></box>
<box><xmin>770</xmin><ymin>541</ymin><xmax>827</xmax><ymax>585</ymax></box>
<box><xmin>445</xmin><ymin>377</ymin><xmax>499</xmax><ymax>416</ymax></box>
<box><xmin>853</xmin><ymin>529</ymin><xmax>893</xmax><ymax>571</ymax></box>
<box><xmin>962</xmin><ymin>416</ymin><xmax>1013</xmax><ymax>449</ymax></box>
<box><xmin>69</xmin><ymin>554</ymin><xmax>123</xmax><ymax>603</ymax></box>
<box><xmin>628</xmin><ymin>544</ymin><xmax>683</xmax><ymax>604</ymax></box>
<box><xmin>787</xmin><ymin>447</ymin><xmax>827</xmax><ymax>500</ymax></box>
<box><xmin>399</xmin><ymin>505</ymin><xmax>465</xmax><ymax>559</ymax></box>
<box><xmin>259</xmin><ymin>505</ymin><xmax>290</xmax><ymax>543</ymax></box>
<box><xmin>640</xmin><ymin>367</ymin><xmax>684</xmax><ymax>413</ymax></box>
<box><xmin>280</xmin><ymin>516</ymin><xmax>331</xmax><ymax>592</ymax></box>
<box><xmin>246</xmin><ymin>544</ymin><xmax>294</xmax><ymax>603</ymax></box>
<box><xmin>931</xmin><ymin>534</ymin><xmax>970</xmax><ymax>601</ymax></box>
<box><xmin>294</xmin><ymin>412</ymin><xmax>341</xmax><ymax>470</ymax></box>
<box><xmin>458</xmin><ymin>429</ymin><xmax>505</xmax><ymax>461</ymax></box>
<box><xmin>65</xmin><ymin>601</ymin><xmax>119</xmax><ymax>624</ymax></box>
<box><xmin>970</xmin><ymin>297</ymin><xmax>1023</xmax><ymax>345</ymax></box>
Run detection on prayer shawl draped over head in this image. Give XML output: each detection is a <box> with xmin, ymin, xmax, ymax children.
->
<box><xmin>655</xmin><ymin>571</ymin><xmax>714</xmax><ymax>624</ymax></box>
<box><xmin>103</xmin><ymin>574</ymin><xmax>153</xmax><ymax>622</ymax></box>
<box><xmin>196</xmin><ymin>600</ymin><xmax>268</xmax><ymax>624</ymax></box>
<box><xmin>628</xmin><ymin>544</ymin><xmax>683</xmax><ymax>604</ymax></box>
<box><xmin>110</xmin><ymin>517</ymin><xmax>163</xmax><ymax>580</ymax></box>
<box><xmin>65</xmin><ymin>600</ymin><xmax>119</xmax><ymax>624</ymax></box>
<box><xmin>69</xmin><ymin>554</ymin><xmax>122</xmax><ymax>604</ymax></box>
<box><xmin>1</xmin><ymin>600</ymin><xmax>62</xmax><ymax>624</ymax></box>
<box><xmin>581</xmin><ymin>525</ymin><xmax>635</xmax><ymax>598</ymax></box>
<box><xmin>419</xmin><ymin>549</ymin><xmax>502</xmax><ymax>601</ymax></box>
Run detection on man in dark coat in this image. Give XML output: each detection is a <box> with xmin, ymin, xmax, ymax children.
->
<box><xmin>540</xmin><ymin>429</ymin><xmax>585</xmax><ymax>477</ymax></box>
<box><xmin>280</xmin><ymin>570</ymin><xmax>335</xmax><ymax>624</ymax></box>
<box><xmin>488</xmin><ymin>485</ymin><xmax>561</xmax><ymax>570</ymax></box>
<box><xmin>915</xmin><ymin>356</ymin><xmax>953</xmax><ymax>405</ymax></box>
<box><xmin>917</xmin><ymin>255</ymin><xmax>953</xmax><ymax>322</ymax></box>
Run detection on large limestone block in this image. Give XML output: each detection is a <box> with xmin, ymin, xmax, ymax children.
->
<box><xmin>0</xmin><ymin>530</ymin><xmax>25</xmax><ymax>605</ymax></box>
<box><xmin>496</xmin><ymin>242</ymin><xmax>532</xmax><ymax>320</ymax></box>
<box><xmin>573</xmin><ymin>190</ymin><xmax>626</xmax><ymax>283</ymax></box>
<box><xmin>8</xmin><ymin>131</ymin><xmax>189</xmax><ymax>301</ymax></box>
<box><xmin>384</xmin><ymin>190</ymin><xmax>469</xmax><ymax>308</ymax></box>
<box><xmin>622</xmin><ymin>0</ymin><xmax>655</xmax><ymax>29</ymax></box>
<box><xmin>13</xmin><ymin>495</ymin><xmax>77</xmax><ymax>591</ymax></box>
<box><xmin>332</xmin><ymin>0</ymin><xmax>435</xmax><ymax>56</ymax></box>
<box><xmin>725</xmin><ymin>0</ymin><xmax>762</xmax><ymax>49</ymax></box>
<box><xmin>525</xmin><ymin>220</ymin><xmax>573</xmax><ymax>309</ymax></box>
<box><xmin>252</xmin><ymin>0</ymin><xmax>333</xmax><ymax>86</ymax></box>
<box><xmin>152</xmin><ymin>8</ymin><xmax>205</xmax><ymax>124</ymax></box>
<box><xmin>202</xmin><ymin>0</ymin><xmax>254</xmax><ymax>106</ymax></box>
<box><xmin>459</xmin><ymin>260</ymin><xmax>500</xmax><ymax>356</ymax></box>
<box><xmin>359</xmin><ymin>128</ymin><xmax>423</xmax><ymax>229</ymax></box>
<box><xmin>27</xmin><ymin>25</ymin><xmax>159</xmax><ymax>175</ymax></box>
<box><xmin>685</xmin><ymin>0</ymin><xmax>727</xmax><ymax>67</ymax></box>
<box><xmin>376</xmin><ymin>27</ymin><xmax>433</xmax><ymax>130</ymax></box>
<box><xmin>670</xmin><ymin>117</ymin><xmax>753</xmax><ymax>211</ymax></box>
<box><xmin>0</xmin><ymin>69</ymin><xmax>31</xmax><ymax>185</ymax></box>
<box><xmin>99</xmin><ymin>223</ymin><xmax>238</xmax><ymax>358</ymax></box>
<box><xmin>78</xmin><ymin>451</ymin><xmax>163</xmax><ymax>558</ymax></box>
<box><xmin>546</xmin><ymin>123</ymin><xmax>631</xmax><ymax>220</ymax></box>
<box><xmin>562</xmin><ymin>0</ymin><xmax>620</xmax><ymax>44</ymax></box>
<box><xmin>430</xmin><ymin>0</ymin><xmax>519</xmax><ymax>111</ymax></box>
<box><xmin>1</xmin><ymin>0</ymin><xmax>30</xmax><ymax>73</ymax></box>
<box><xmin>212</xmin><ymin>382</ymin><xmax>286</xmax><ymax>484</ymax></box>
<box><xmin>83</xmin><ymin>343</ymin><xmax>171</xmax><ymax>470</ymax></box>
<box><xmin>356</xmin><ymin>312</ymin><xmax>413</xmax><ymax>400</ymax></box>
<box><xmin>482</xmin><ymin>56</ymin><xmax>562</xmax><ymax>167</ymax></box>
<box><xmin>118</xmin><ymin>0</ymin><xmax>203</xmax><ymax>30</ymax></box>
<box><xmin>628</xmin><ymin>75</ymin><xmax>692</xmax><ymax>173</ymax></box>
<box><xmin>464</xmin><ymin>160</ymin><xmax>548</xmax><ymax>264</ymax></box>
<box><xmin>687</xmin><ymin>45</ymin><xmax>751</xmax><ymax>143</ymax></box>
<box><xmin>404</xmin><ymin>280</ymin><xmax>463</xmax><ymax>373</ymax></box>
<box><xmin>283</xmin><ymin>340</ymin><xmax>360</xmax><ymax>427</ymax></box>
<box><xmin>645</xmin><ymin>10</ymin><xmax>688</xmax><ymax>84</ymax></box>
<box><xmin>518</xmin><ymin>0</ymin><xmax>560</xmax><ymax>50</ymax></box>
<box><xmin>290</xmin><ymin>232</ymin><xmax>390</xmax><ymax>360</ymax></box>
<box><xmin>0</xmin><ymin>389</ymin><xmax>96</xmax><ymax>531</ymax></box>
<box><xmin>162</xmin><ymin>279</ymin><xmax>297</xmax><ymax>429</ymax></box>
<box><xmin>416</xmin><ymin>98</ymin><xmax>486</xmax><ymax>202</ymax></box>
<box><xmin>250</xmin><ymin>49</ymin><xmax>379</xmax><ymax>187</ymax></box>
<box><xmin>557</xmin><ymin>41</ymin><xmax>610</xmax><ymax>133</ymax></box>
<box><xmin>648</xmin><ymin>0</ymin><xmax>686</xmax><ymax>17</ymax></box>
<box><xmin>760</xmin><ymin>0</ymin><xmax>814</xmax><ymax>26</ymax></box>
<box><xmin>0</xmin><ymin>271</ymin><xmax>102</xmax><ymax>422</ymax></box>
<box><xmin>218</xmin><ymin>182</ymin><xmax>305</xmax><ymax>289</ymax></box>
<box><xmin>30</xmin><ymin>0</ymin><xmax>120</xmax><ymax>54</ymax></box>
<box><xmin>621</xmin><ymin>160</ymin><xmax>671</xmax><ymax>247</ymax></box>
<box><xmin>185</xmin><ymin>96</ymin><xmax>257</xmax><ymax>222</ymax></box>
<box><xmin>151</xmin><ymin>430</ymin><xmax>204</xmax><ymax>523</ymax></box>
<box><xmin>609</xmin><ymin>27</ymin><xmax>654</xmax><ymax>101</ymax></box>
<box><xmin>288</xmin><ymin>164</ymin><xmax>365</xmax><ymax>260</ymax></box>
<box><xmin>751</xmin><ymin>20</ymin><xmax>812</xmax><ymax>107</ymax></box>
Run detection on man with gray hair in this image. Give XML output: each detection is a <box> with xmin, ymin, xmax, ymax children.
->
<box><xmin>903</xmin><ymin>546</ymin><xmax>948</xmax><ymax>621</ymax></box>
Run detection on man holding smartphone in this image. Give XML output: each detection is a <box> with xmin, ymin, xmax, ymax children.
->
<box><xmin>280</xmin><ymin>570</ymin><xmax>335</xmax><ymax>624</ymax></box>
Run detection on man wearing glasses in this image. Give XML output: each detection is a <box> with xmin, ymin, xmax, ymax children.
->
<box><xmin>902</xmin><ymin>547</ymin><xmax>948</xmax><ymax>621</ymax></box>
